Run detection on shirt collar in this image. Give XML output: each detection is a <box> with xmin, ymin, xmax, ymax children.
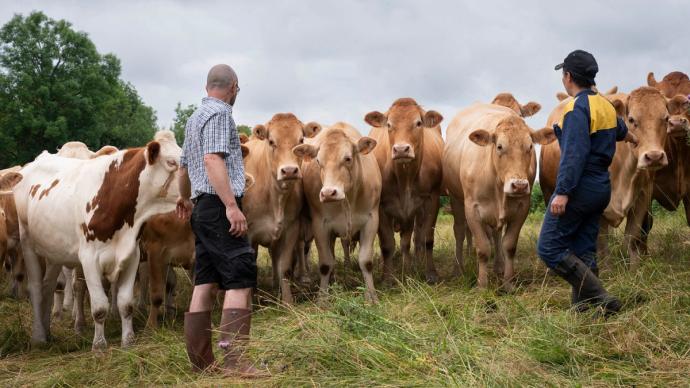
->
<box><xmin>202</xmin><ymin>96</ymin><xmax>233</xmax><ymax>111</ymax></box>
<box><xmin>576</xmin><ymin>89</ymin><xmax>596</xmax><ymax>98</ymax></box>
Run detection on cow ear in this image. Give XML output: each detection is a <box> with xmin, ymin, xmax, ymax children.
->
<box><xmin>468</xmin><ymin>129</ymin><xmax>495</xmax><ymax>146</ymax></box>
<box><xmin>146</xmin><ymin>141</ymin><xmax>161</xmax><ymax>165</ymax></box>
<box><xmin>531</xmin><ymin>127</ymin><xmax>557</xmax><ymax>145</ymax></box>
<box><xmin>556</xmin><ymin>92</ymin><xmax>569</xmax><ymax>101</ymax></box>
<box><xmin>647</xmin><ymin>72</ymin><xmax>657</xmax><ymax>87</ymax></box>
<box><xmin>252</xmin><ymin>124</ymin><xmax>267</xmax><ymax>140</ymax></box>
<box><xmin>356</xmin><ymin>137</ymin><xmax>377</xmax><ymax>155</ymax></box>
<box><xmin>667</xmin><ymin>95</ymin><xmax>690</xmax><ymax>115</ymax></box>
<box><xmin>239</xmin><ymin>133</ymin><xmax>249</xmax><ymax>144</ymax></box>
<box><xmin>520</xmin><ymin>102</ymin><xmax>541</xmax><ymax>117</ymax></box>
<box><xmin>0</xmin><ymin>172</ymin><xmax>22</xmax><ymax>189</ymax></box>
<box><xmin>241</xmin><ymin>144</ymin><xmax>250</xmax><ymax>159</ymax></box>
<box><xmin>93</xmin><ymin>145</ymin><xmax>118</xmax><ymax>158</ymax></box>
<box><xmin>612</xmin><ymin>99</ymin><xmax>627</xmax><ymax>118</ymax></box>
<box><xmin>364</xmin><ymin>111</ymin><xmax>386</xmax><ymax>128</ymax></box>
<box><xmin>244</xmin><ymin>173</ymin><xmax>255</xmax><ymax>190</ymax></box>
<box><xmin>423</xmin><ymin>110</ymin><xmax>443</xmax><ymax>128</ymax></box>
<box><xmin>292</xmin><ymin>144</ymin><xmax>318</xmax><ymax>161</ymax></box>
<box><xmin>604</xmin><ymin>86</ymin><xmax>618</xmax><ymax>95</ymax></box>
<box><xmin>303</xmin><ymin>122</ymin><xmax>322</xmax><ymax>138</ymax></box>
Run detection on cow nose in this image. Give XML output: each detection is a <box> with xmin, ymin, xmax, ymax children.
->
<box><xmin>644</xmin><ymin>151</ymin><xmax>663</xmax><ymax>162</ymax></box>
<box><xmin>392</xmin><ymin>144</ymin><xmax>413</xmax><ymax>159</ymax></box>
<box><xmin>512</xmin><ymin>181</ymin><xmax>528</xmax><ymax>192</ymax></box>
<box><xmin>280</xmin><ymin>166</ymin><xmax>299</xmax><ymax>178</ymax></box>
<box><xmin>319</xmin><ymin>187</ymin><xmax>341</xmax><ymax>202</ymax></box>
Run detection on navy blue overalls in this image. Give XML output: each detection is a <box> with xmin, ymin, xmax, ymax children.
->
<box><xmin>537</xmin><ymin>89</ymin><xmax>628</xmax><ymax>270</ymax></box>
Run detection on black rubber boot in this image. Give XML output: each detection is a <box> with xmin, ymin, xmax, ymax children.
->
<box><xmin>571</xmin><ymin>266</ymin><xmax>599</xmax><ymax>309</ymax></box>
<box><xmin>553</xmin><ymin>254</ymin><xmax>621</xmax><ymax>316</ymax></box>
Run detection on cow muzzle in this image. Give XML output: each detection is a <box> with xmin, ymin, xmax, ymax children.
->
<box><xmin>392</xmin><ymin>143</ymin><xmax>415</xmax><ymax>161</ymax></box>
<box><xmin>638</xmin><ymin>150</ymin><xmax>668</xmax><ymax>170</ymax></box>
<box><xmin>320</xmin><ymin>186</ymin><xmax>345</xmax><ymax>203</ymax></box>
<box><xmin>277</xmin><ymin>165</ymin><xmax>301</xmax><ymax>181</ymax></box>
<box><xmin>668</xmin><ymin>116</ymin><xmax>689</xmax><ymax>137</ymax></box>
<box><xmin>503</xmin><ymin>178</ymin><xmax>530</xmax><ymax>196</ymax></box>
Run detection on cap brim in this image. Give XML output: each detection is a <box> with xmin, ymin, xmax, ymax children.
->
<box><xmin>554</xmin><ymin>63</ymin><xmax>564</xmax><ymax>71</ymax></box>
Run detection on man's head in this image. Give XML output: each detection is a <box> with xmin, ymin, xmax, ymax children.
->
<box><xmin>206</xmin><ymin>64</ymin><xmax>239</xmax><ymax>105</ymax></box>
<box><xmin>555</xmin><ymin>50</ymin><xmax>598</xmax><ymax>96</ymax></box>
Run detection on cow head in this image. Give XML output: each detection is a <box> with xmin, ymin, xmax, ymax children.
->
<box><xmin>611</xmin><ymin>88</ymin><xmax>670</xmax><ymax>170</ymax></box>
<box><xmin>491</xmin><ymin>93</ymin><xmax>541</xmax><ymax>118</ymax></box>
<box><xmin>365</xmin><ymin>98</ymin><xmax>442</xmax><ymax>162</ymax></box>
<box><xmin>665</xmin><ymin>95</ymin><xmax>690</xmax><ymax>138</ymax></box>
<box><xmin>0</xmin><ymin>171</ymin><xmax>23</xmax><ymax>191</ymax></box>
<box><xmin>293</xmin><ymin>128</ymin><xmax>376</xmax><ymax>203</ymax></box>
<box><xmin>647</xmin><ymin>71</ymin><xmax>690</xmax><ymax>99</ymax></box>
<box><xmin>253</xmin><ymin>113</ymin><xmax>321</xmax><ymax>184</ymax></box>
<box><xmin>469</xmin><ymin>116</ymin><xmax>555</xmax><ymax>196</ymax></box>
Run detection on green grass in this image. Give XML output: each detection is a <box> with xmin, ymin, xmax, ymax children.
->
<box><xmin>2</xmin><ymin>209</ymin><xmax>690</xmax><ymax>386</ymax></box>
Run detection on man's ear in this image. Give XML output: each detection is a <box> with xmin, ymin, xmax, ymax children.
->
<box><xmin>423</xmin><ymin>110</ymin><xmax>443</xmax><ymax>128</ymax></box>
<box><xmin>520</xmin><ymin>102</ymin><xmax>541</xmax><ymax>117</ymax></box>
<box><xmin>356</xmin><ymin>137</ymin><xmax>377</xmax><ymax>155</ymax></box>
<box><xmin>556</xmin><ymin>92</ymin><xmax>569</xmax><ymax>101</ymax></box>
<box><xmin>146</xmin><ymin>141</ymin><xmax>161</xmax><ymax>165</ymax></box>
<box><xmin>303</xmin><ymin>122</ymin><xmax>322</xmax><ymax>138</ymax></box>
<box><xmin>468</xmin><ymin>129</ymin><xmax>495</xmax><ymax>146</ymax></box>
<box><xmin>364</xmin><ymin>111</ymin><xmax>386</xmax><ymax>128</ymax></box>
<box><xmin>292</xmin><ymin>144</ymin><xmax>318</xmax><ymax>161</ymax></box>
<box><xmin>252</xmin><ymin>124</ymin><xmax>267</xmax><ymax>140</ymax></box>
<box><xmin>0</xmin><ymin>172</ymin><xmax>22</xmax><ymax>189</ymax></box>
<box><xmin>531</xmin><ymin>127</ymin><xmax>557</xmax><ymax>145</ymax></box>
<box><xmin>612</xmin><ymin>99</ymin><xmax>627</xmax><ymax>118</ymax></box>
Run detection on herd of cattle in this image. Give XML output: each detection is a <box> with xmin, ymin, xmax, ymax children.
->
<box><xmin>0</xmin><ymin>71</ymin><xmax>689</xmax><ymax>351</ymax></box>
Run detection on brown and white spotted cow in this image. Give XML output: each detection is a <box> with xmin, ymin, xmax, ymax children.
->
<box><xmin>14</xmin><ymin>130</ymin><xmax>181</xmax><ymax>350</ymax></box>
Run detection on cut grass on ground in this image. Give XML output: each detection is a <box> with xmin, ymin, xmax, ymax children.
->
<box><xmin>1</xmin><ymin>210</ymin><xmax>690</xmax><ymax>386</ymax></box>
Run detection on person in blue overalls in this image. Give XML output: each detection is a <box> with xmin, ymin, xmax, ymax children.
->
<box><xmin>537</xmin><ymin>50</ymin><xmax>638</xmax><ymax>316</ymax></box>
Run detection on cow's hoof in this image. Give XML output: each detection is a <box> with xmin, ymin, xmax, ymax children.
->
<box><xmin>92</xmin><ymin>338</ymin><xmax>108</xmax><ymax>352</ymax></box>
<box><xmin>500</xmin><ymin>282</ymin><xmax>515</xmax><ymax>294</ymax></box>
<box><xmin>425</xmin><ymin>271</ymin><xmax>440</xmax><ymax>285</ymax></box>
<box><xmin>364</xmin><ymin>292</ymin><xmax>379</xmax><ymax>305</ymax></box>
<box><xmin>297</xmin><ymin>275</ymin><xmax>312</xmax><ymax>286</ymax></box>
<box><xmin>121</xmin><ymin>333</ymin><xmax>135</xmax><ymax>348</ymax></box>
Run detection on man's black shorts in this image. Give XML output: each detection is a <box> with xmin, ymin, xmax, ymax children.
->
<box><xmin>190</xmin><ymin>194</ymin><xmax>256</xmax><ymax>290</ymax></box>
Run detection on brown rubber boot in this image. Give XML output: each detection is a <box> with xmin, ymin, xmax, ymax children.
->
<box><xmin>217</xmin><ymin>308</ymin><xmax>269</xmax><ymax>378</ymax></box>
<box><xmin>184</xmin><ymin>311</ymin><xmax>216</xmax><ymax>372</ymax></box>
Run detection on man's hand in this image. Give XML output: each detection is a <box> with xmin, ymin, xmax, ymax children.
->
<box><xmin>226</xmin><ymin>203</ymin><xmax>248</xmax><ymax>237</ymax></box>
<box><xmin>550</xmin><ymin>194</ymin><xmax>569</xmax><ymax>216</ymax></box>
<box><xmin>624</xmin><ymin>132</ymin><xmax>639</xmax><ymax>147</ymax></box>
<box><xmin>176</xmin><ymin>197</ymin><xmax>193</xmax><ymax>220</ymax></box>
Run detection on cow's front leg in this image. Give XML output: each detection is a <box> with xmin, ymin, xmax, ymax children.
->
<box><xmin>358</xmin><ymin>211</ymin><xmax>379</xmax><ymax>304</ymax></box>
<box><xmin>312</xmin><ymin>222</ymin><xmax>335</xmax><ymax>303</ymax></box>
<box><xmin>415</xmin><ymin>195</ymin><xmax>440</xmax><ymax>284</ymax></box>
<box><xmin>21</xmin><ymin>234</ymin><xmax>49</xmax><ymax>345</ymax></box>
<box><xmin>465</xmin><ymin>204</ymin><xmax>491</xmax><ymax>289</ymax></box>
<box><xmin>117</xmin><ymin>252</ymin><xmax>140</xmax><ymax>347</ymax></box>
<box><xmin>277</xmin><ymin>225</ymin><xmax>299</xmax><ymax>304</ymax></box>
<box><xmin>81</xmin><ymin>258</ymin><xmax>110</xmax><ymax>351</ymax></box>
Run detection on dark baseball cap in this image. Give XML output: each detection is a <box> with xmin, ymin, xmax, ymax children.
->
<box><xmin>555</xmin><ymin>50</ymin><xmax>598</xmax><ymax>84</ymax></box>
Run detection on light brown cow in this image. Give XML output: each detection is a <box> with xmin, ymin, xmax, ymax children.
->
<box><xmin>365</xmin><ymin>98</ymin><xmax>444</xmax><ymax>284</ymax></box>
<box><xmin>540</xmin><ymin>87</ymin><xmax>673</xmax><ymax>267</ymax></box>
<box><xmin>491</xmin><ymin>93</ymin><xmax>542</xmax><ymax>118</ymax></box>
<box><xmin>1</xmin><ymin>169</ymin><xmax>23</xmax><ymax>297</ymax></box>
<box><xmin>444</xmin><ymin>103</ymin><xmax>555</xmax><ymax>289</ymax></box>
<box><xmin>644</xmin><ymin>71</ymin><xmax>690</xmax><ymax>237</ymax></box>
<box><xmin>293</xmin><ymin>123</ymin><xmax>381</xmax><ymax>302</ymax></box>
<box><xmin>243</xmin><ymin>113</ymin><xmax>320</xmax><ymax>303</ymax></box>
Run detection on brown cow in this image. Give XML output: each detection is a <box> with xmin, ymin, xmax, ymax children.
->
<box><xmin>491</xmin><ymin>93</ymin><xmax>542</xmax><ymax>117</ymax></box>
<box><xmin>540</xmin><ymin>87</ymin><xmax>673</xmax><ymax>267</ymax></box>
<box><xmin>444</xmin><ymin>103</ymin><xmax>555</xmax><ymax>289</ymax></box>
<box><xmin>1</xmin><ymin>169</ymin><xmax>23</xmax><ymax>298</ymax></box>
<box><xmin>294</xmin><ymin>123</ymin><xmax>381</xmax><ymax>303</ymax></box>
<box><xmin>365</xmin><ymin>98</ymin><xmax>444</xmax><ymax>284</ymax></box>
<box><xmin>647</xmin><ymin>71</ymin><xmax>690</xmax><ymax>98</ymax></box>
<box><xmin>243</xmin><ymin>113</ymin><xmax>320</xmax><ymax>303</ymax></box>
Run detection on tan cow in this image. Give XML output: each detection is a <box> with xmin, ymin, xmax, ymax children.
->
<box><xmin>293</xmin><ymin>123</ymin><xmax>381</xmax><ymax>302</ymax></box>
<box><xmin>491</xmin><ymin>93</ymin><xmax>542</xmax><ymax>118</ymax></box>
<box><xmin>647</xmin><ymin>71</ymin><xmax>690</xmax><ymax>98</ymax></box>
<box><xmin>243</xmin><ymin>113</ymin><xmax>320</xmax><ymax>303</ymax></box>
<box><xmin>1</xmin><ymin>169</ymin><xmax>23</xmax><ymax>298</ymax></box>
<box><xmin>365</xmin><ymin>98</ymin><xmax>444</xmax><ymax>284</ymax></box>
<box><xmin>444</xmin><ymin>103</ymin><xmax>555</xmax><ymax>289</ymax></box>
<box><xmin>540</xmin><ymin>87</ymin><xmax>673</xmax><ymax>267</ymax></box>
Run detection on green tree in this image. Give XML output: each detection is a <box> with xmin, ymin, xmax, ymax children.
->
<box><xmin>172</xmin><ymin>102</ymin><xmax>253</xmax><ymax>144</ymax></box>
<box><xmin>238</xmin><ymin>125</ymin><xmax>252</xmax><ymax>137</ymax></box>
<box><xmin>0</xmin><ymin>11</ymin><xmax>156</xmax><ymax>166</ymax></box>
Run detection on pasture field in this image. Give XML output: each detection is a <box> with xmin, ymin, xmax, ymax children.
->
<box><xmin>1</xmin><ymin>209</ymin><xmax>690</xmax><ymax>387</ymax></box>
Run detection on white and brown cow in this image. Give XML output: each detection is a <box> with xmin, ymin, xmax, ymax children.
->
<box><xmin>444</xmin><ymin>103</ymin><xmax>555</xmax><ymax>289</ymax></box>
<box><xmin>14</xmin><ymin>130</ymin><xmax>180</xmax><ymax>350</ymax></box>
<box><xmin>293</xmin><ymin>122</ymin><xmax>381</xmax><ymax>303</ymax></box>
<box><xmin>243</xmin><ymin>113</ymin><xmax>320</xmax><ymax>303</ymax></box>
<box><xmin>365</xmin><ymin>98</ymin><xmax>444</xmax><ymax>284</ymax></box>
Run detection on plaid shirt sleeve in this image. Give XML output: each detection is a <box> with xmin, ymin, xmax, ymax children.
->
<box><xmin>202</xmin><ymin>112</ymin><xmax>232</xmax><ymax>156</ymax></box>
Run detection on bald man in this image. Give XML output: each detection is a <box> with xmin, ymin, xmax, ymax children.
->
<box><xmin>177</xmin><ymin>64</ymin><xmax>266</xmax><ymax>377</ymax></box>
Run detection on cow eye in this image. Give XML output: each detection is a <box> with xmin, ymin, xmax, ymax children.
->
<box><xmin>299</xmin><ymin>137</ymin><xmax>304</xmax><ymax>144</ymax></box>
<box><xmin>344</xmin><ymin>156</ymin><xmax>352</xmax><ymax>163</ymax></box>
<box><xmin>416</xmin><ymin>120</ymin><xmax>422</xmax><ymax>127</ymax></box>
<box><xmin>269</xmin><ymin>139</ymin><xmax>276</xmax><ymax>147</ymax></box>
<box><xmin>497</xmin><ymin>144</ymin><xmax>504</xmax><ymax>151</ymax></box>
<box><xmin>387</xmin><ymin>122</ymin><xmax>392</xmax><ymax>129</ymax></box>
<box><xmin>664</xmin><ymin>115</ymin><xmax>670</xmax><ymax>122</ymax></box>
<box><xmin>628</xmin><ymin>117</ymin><xmax>635</xmax><ymax>125</ymax></box>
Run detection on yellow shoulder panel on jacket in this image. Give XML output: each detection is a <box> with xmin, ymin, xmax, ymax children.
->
<box><xmin>588</xmin><ymin>94</ymin><xmax>617</xmax><ymax>134</ymax></box>
<box><xmin>558</xmin><ymin>98</ymin><xmax>577</xmax><ymax>128</ymax></box>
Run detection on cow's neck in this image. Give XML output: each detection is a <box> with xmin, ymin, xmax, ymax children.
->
<box><xmin>391</xmin><ymin>152</ymin><xmax>422</xmax><ymax>194</ymax></box>
<box><xmin>269</xmin><ymin>178</ymin><xmax>296</xmax><ymax>236</ymax></box>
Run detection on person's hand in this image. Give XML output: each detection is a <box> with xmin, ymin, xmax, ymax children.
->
<box><xmin>625</xmin><ymin>132</ymin><xmax>639</xmax><ymax>147</ymax></box>
<box><xmin>176</xmin><ymin>197</ymin><xmax>193</xmax><ymax>220</ymax></box>
<box><xmin>226</xmin><ymin>203</ymin><xmax>248</xmax><ymax>237</ymax></box>
<box><xmin>550</xmin><ymin>194</ymin><xmax>568</xmax><ymax>216</ymax></box>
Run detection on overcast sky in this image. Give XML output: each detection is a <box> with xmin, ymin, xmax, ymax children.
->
<box><xmin>2</xmin><ymin>0</ymin><xmax>688</xmax><ymax>136</ymax></box>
